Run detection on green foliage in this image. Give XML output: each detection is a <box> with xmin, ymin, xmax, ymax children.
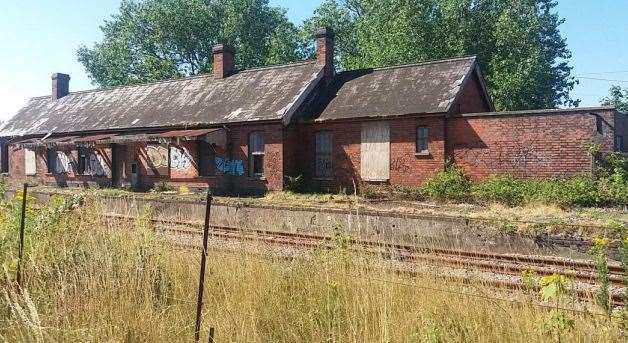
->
<box><xmin>538</xmin><ymin>273</ymin><xmax>574</xmax><ymax>341</ymax></box>
<box><xmin>305</xmin><ymin>0</ymin><xmax>578</xmax><ymax>110</ymax></box>
<box><xmin>422</xmin><ymin>166</ymin><xmax>471</xmax><ymax>202</ymax></box>
<box><xmin>284</xmin><ymin>175</ymin><xmax>305</xmax><ymax>193</ymax></box>
<box><xmin>77</xmin><ymin>0</ymin><xmax>304</xmax><ymax>87</ymax></box>
<box><xmin>589</xmin><ymin>236</ymin><xmax>612</xmax><ymax>316</ymax></box>
<box><xmin>472</xmin><ymin>176</ymin><xmax>527</xmax><ymax>206</ymax></box>
<box><xmin>601</xmin><ymin>85</ymin><xmax>628</xmax><ymax>112</ymax></box>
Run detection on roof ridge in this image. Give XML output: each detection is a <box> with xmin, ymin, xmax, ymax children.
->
<box><xmin>29</xmin><ymin>59</ymin><xmax>319</xmax><ymax>100</ymax></box>
<box><xmin>344</xmin><ymin>55</ymin><xmax>477</xmax><ymax>74</ymax></box>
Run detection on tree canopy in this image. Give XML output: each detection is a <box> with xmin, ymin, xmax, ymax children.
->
<box><xmin>601</xmin><ymin>86</ymin><xmax>628</xmax><ymax>113</ymax></box>
<box><xmin>78</xmin><ymin>0</ymin><xmax>579</xmax><ymax>111</ymax></box>
<box><xmin>77</xmin><ymin>0</ymin><xmax>303</xmax><ymax>87</ymax></box>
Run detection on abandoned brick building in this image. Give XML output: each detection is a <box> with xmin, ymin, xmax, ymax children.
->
<box><xmin>0</xmin><ymin>28</ymin><xmax>626</xmax><ymax>194</ymax></box>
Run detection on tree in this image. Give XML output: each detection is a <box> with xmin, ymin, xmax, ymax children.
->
<box><xmin>302</xmin><ymin>0</ymin><xmax>579</xmax><ymax>111</ymax></box>
<box><xmin>78</xmin><ymin>0</ymin><xmax>304</xmax><ymax>87</ymax></box>
<box><xmin>601</xmin><ymin>85</ymin><xmax>628</xmax><ymax>112</ymax></box>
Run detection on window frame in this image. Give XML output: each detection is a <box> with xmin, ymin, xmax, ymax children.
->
<box><xmin>248</xmin><ymin>131</ymin><xmax>265</xmax><ymax>178</ymax></box>
<box><xmin>596</xmin><ymin>116</ymin><xmax>604</xmax><ymax>134</ymax></box>
<box><xmin>616</xmin><ymin>135</ymin><xmax>624</xmax><ymax>152</ymax></box>
<box><xmin>416</xmin><ymin>126</ymin><xmax>429</xmax><ymax>155</ymax></box>
<box><xmin>46</xmin><ymin>148</ymin><xmax>57</xmax><ymax>174</ymax></box>
<box><xmin>314</xmin><ymin>131</ymin><xmax>333</xmax><ymax>178</ymax></box>
<box><xmin>0</xmin><ymin>143</ymin><xmax>8</xmax><ymax>174</ymax></box>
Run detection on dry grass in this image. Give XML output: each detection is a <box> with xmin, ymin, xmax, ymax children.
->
<box><xmin>0</xmin><ymin>195</ymin><xmax>626</xmax><ymax>342</ymax></box>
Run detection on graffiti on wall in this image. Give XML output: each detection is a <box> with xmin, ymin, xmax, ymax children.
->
<box><xmin>147</xmin><ymin>145</ymin><xmax>168</xmax><ymax>168</ymax></box>
<box><xmin>170</xmin><ymin>146</ymin><xmax>193</xmax><ymax>170</ymax></box>
<box><xmin>215</xmin><ymin>157</ymin><xmax>244</xmax><ymax>176</ymax></box>
<box><xmin>55</xmin><ymin>152</ymin><xmax>71</xmax><ymax>174</ymax></box>
<box><xmin>88</xmin><ymin>151</ymin><xmax>110</xmax><ymax>177</ymax></box>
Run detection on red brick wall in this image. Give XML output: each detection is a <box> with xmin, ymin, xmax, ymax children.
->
<box><xmin>448</xmin><ymin>110</ymin><xmax>615</xmax><ymax>180</ymax></box>
<box><xmin>294</xmin><ymin>116</ymin><xmax>446</xmax><ymax>191</ymax></box>
<box><xmin>451</xmin><ymin>73</ymin><xmax>492</xmax><ymax>114</ymax></box>
<box><xmin>229</xmin><ymin>122</ymin><xmax>284</xmax><ymax>193</ymax></box>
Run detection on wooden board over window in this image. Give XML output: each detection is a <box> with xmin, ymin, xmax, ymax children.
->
<box><xmin>360</xmin><ymin>121</ymin><xmax>390</xmax><ymax>181</ymax></box>
<box><xmin>24</xmin><ymin>148</ymin><xmax>36</xmax><ymax>176</ymax></box>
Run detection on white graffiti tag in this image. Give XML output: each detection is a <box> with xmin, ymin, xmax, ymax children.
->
<box><xmin>55</xmin><ymin>152</ymin><xmax>71</xmax><ymax>174</ymax></box>
<box><xmin>169</xmin><ymin>146</ymin><xmax>193</xmax><ymax>170</ymax></box>
<box><xmin>88</xmin><ymin>152</ymin><xmax>110</xmax><ymax>177</ymax></box>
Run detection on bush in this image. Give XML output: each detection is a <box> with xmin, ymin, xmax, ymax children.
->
<box><xmin>472</xmin><ymin>176</ymin><xmax>526</xmax><ymax>206</ymax></box>
<box><xmin>422</xmin><ymin>166</ymin><xmax>471</xmax><ymax>202</ymax></box>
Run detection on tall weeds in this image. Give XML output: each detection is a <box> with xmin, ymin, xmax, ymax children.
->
<box><xmin>0</xmin><ymin>195</ymin><xmax>625</xmax><ymax>342</ymax></box>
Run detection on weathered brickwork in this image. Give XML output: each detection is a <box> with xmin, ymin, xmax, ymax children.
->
<box><xmin>448</xmin><ymin>110</ymin><xmax>618</xmax><ymax>180</ymax></box>
<box><xmin>292</xmin><ymin>116</ymin><xmax>446</xmax><ymax>191</ymax></box>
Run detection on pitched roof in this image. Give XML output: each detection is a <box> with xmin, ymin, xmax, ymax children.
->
<box><xmin>0</xmin><ymin>61</ymin><xmax>323</xmax><ymax>137</ymax></box>
<box><xmin>312</xmin><ymin>56</ymin><xmax>481</xmax><ymax>122</ymax></box>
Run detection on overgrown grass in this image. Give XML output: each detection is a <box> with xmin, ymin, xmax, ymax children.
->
<box><xmin>0</xmin><ymin>194</ymin><xmax>626</xmax><ymax>341</ymax></box>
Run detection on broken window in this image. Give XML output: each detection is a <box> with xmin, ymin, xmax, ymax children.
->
<box><xmin>416</xmin><ymin>127</ymin><xmax>429</xmax><ymax>154</ymax></box>
<box><xmin>1</xmin><ymin>144</ymin><xmax>9</xmax><ymax>174</ymax></box>
<box><xmin>77</xmin><ymin>147</ymin><xmax>89</xmax><ymax>175</ymax></box>
<box><xmin>248</xmin><ymin>131</ymin><xmax>264</xmax><ymax>177</ymax></box>
<box><xmin>46</xmin><ymin>149</ymin><xmax>56</xmax><ymax>173</ymax></box>
<box><xmin>198</xmin><ymin>141</ymin><xmax>215</xmax><ymax>177</ymax></box>
<box><xmin>596</xmin><ymin>116</ymin><xmax>604</xmax><ymax>134</ymax></box>
<box><xmin>315</xmin><ymin>131</ymin><xmax>333</xmax><ymax>178</ymax></box>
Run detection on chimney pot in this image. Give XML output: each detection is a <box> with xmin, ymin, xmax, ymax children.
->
<box><xmin>315</xmin><ymin>27</ymin><xmax>335</xmax><ymax>83</ymax></box>
<box><xmin>212</xmin><ymin>44</ymin><xmax>235</xmax><ymax>79</ymax></box>
<box><xmin>51</xmin><ymin>73</ymin><xmax>70</xmax><ymax>100</ymax></box>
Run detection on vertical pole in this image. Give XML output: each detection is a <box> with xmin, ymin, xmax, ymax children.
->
<box><xmin>207</xmin><ymin>327</ymin><xmax>215</xmax><ymax>343</ymax></box>
<box><xmin>194</xmin><ymin>188</ymin><xmax>212</xmax><ymax>342</ymax></box>
<box><xmin>16</xmin><ymin>183</ymin><xmax>28</xmax><ymax>288</ymax></box>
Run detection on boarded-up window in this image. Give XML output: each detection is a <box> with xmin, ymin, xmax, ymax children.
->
<box><xmin>315</xmin><ymin>131</ymin><xmax>333</xmax><ymax>178</ymax></box>
<box><xmin>198</xmin><ymin>141</ymin><xmax>215</xmax><ymax>177</ymax></box>
<box><xmin>416</xmin><ymin>127</ymin><xmax>429</xmax><ymax>153</ymax></box>
<box><xmin>361</xmin><ymin>122</ymin><xmax>390</xmax><ymax>181</ymax></box>
<box><xmin>249</xmin><ymin>132</ymin><xmax>264</xmax><ymax>177</ymax></box>
<box><xmin>24</xmin><ymin>148</ymin><xmax>36</xmax><ymax>176</ymax></box>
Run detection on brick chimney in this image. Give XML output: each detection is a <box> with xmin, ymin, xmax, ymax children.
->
<box><xmin>51</xmin><ymin>73</ymin><xmax>70</xmax><ymax>100</ymax></box>
<box><xmin>212</xmin><ymin>44</ymin><xmax>235</xmax><ymax>79</ymax></box>
<box><xmin>315</xmin><ymin>27</ymin><xmax>335</xmax><ymax>83</ymax></box>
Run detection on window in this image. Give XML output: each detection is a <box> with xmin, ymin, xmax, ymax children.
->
<box><xmin>77</xmin><ymin>147</ymin><xmax>89</xmax><ymax>175</ymax></box>
<box><xmin>1</xmin><ymin>143</ymin><xmax>9</xmax><ymax>174</ymax></box>
<box><xmin>416</xmin><ymin>127</ymin><xmax>429</xmax><ymax>154</ymax></box>
<box><xmin>198</xmin><ymin>141</ymin><xmax>215</xmax><ymax>177</ymax></box>
<box><xmin>315</xmin><ymin>131</ymin><xmax>333</xmax><ymax>178</ymax></box>
<box><xmin>596</xmin><ymin>116</ymin><xmax>604</xmax><ymax>134</ymax></box>
<box><xmin>248</xmin><ymin>132</ymin><xmax>264</xmax><ymax>177</ymax></box>
<box><xmin>616</xmin><ymin>135</ymin><xmax>625</xmax><ymax>152</ymax></box>
<box><xmin>46</xmin><ymin>148</ymin><xmax>57</xmax><ymax>174</ymax></box>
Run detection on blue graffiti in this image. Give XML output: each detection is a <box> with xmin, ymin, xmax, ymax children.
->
<box><xmin>215</xmin><ymin>157</ymin><xmax>244</xmax><ymax>176</ymax></box>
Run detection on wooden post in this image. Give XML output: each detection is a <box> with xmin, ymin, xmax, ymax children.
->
<box><xmin>194</xmin><ymin>189</ymin><xmax>213</xmax><ymax>342</ymax></box>
<box><xmin>16</xmin><ymin>183</ymin><xmax>28</xmax><ymax>288</ymax></box>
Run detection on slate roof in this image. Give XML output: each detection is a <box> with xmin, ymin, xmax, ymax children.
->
<box><xmin>0</xmin><ymin>61</ymin><xmax>323</xmax><ymax>137</ymax></box>
<box><xmin>312</xmin><ymin>56</ymin><xmax>479</xmax><ymax>122</ymax></box>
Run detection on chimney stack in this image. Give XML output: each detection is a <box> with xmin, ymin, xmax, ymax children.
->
<box><xmin>212</xmin><ymin>44</ymin><xmax>235</xmax><ymax>79</ymax></box>
<box><xmin>315</xmin><ymin>27</ymin><xmax>335</xmax><ymax>83</ymax></box>
<box><xmin>52</xmin><ymin>73</ymin><xmax>70</xmax><ymax>100</ymax></box>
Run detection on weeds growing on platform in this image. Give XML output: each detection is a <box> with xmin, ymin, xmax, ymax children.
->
<box><xmin>0</xmin><ymin>193</ymin><xmax>626</xmax><ymax>342</ymax></box>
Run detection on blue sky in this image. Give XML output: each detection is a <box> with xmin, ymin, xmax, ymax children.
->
<box><xmin>0</xmin><ymin>0</ymin><xmax>626</xmax><ymax>121</ymax></box>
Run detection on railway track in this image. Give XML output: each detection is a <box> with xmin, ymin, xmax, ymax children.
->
<box><xmin>104</xmin><ymin>213</ymin><xmax>627</xmax><ymax>306</ymax></box>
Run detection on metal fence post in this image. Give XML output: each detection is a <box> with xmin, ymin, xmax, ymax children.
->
<box><xmin>194</xmin><ymin>188</ymin><xmax>213</xmax><ymax>342</ymax></box>
<box><xmin>16</xmin><ymin>183</ymin><xmax>28</xmax><ymax>288</ymax></box>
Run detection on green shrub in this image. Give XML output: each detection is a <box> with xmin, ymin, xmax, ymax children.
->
<box><xmin>422</xmin><ymin>166</ymin><xmax>471</xmax><ymax>202</ymax></box>
<box><xmin>472</xmin><ymin>176</ymin><xmax>526</xmax><ymax>206</ymax></box>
